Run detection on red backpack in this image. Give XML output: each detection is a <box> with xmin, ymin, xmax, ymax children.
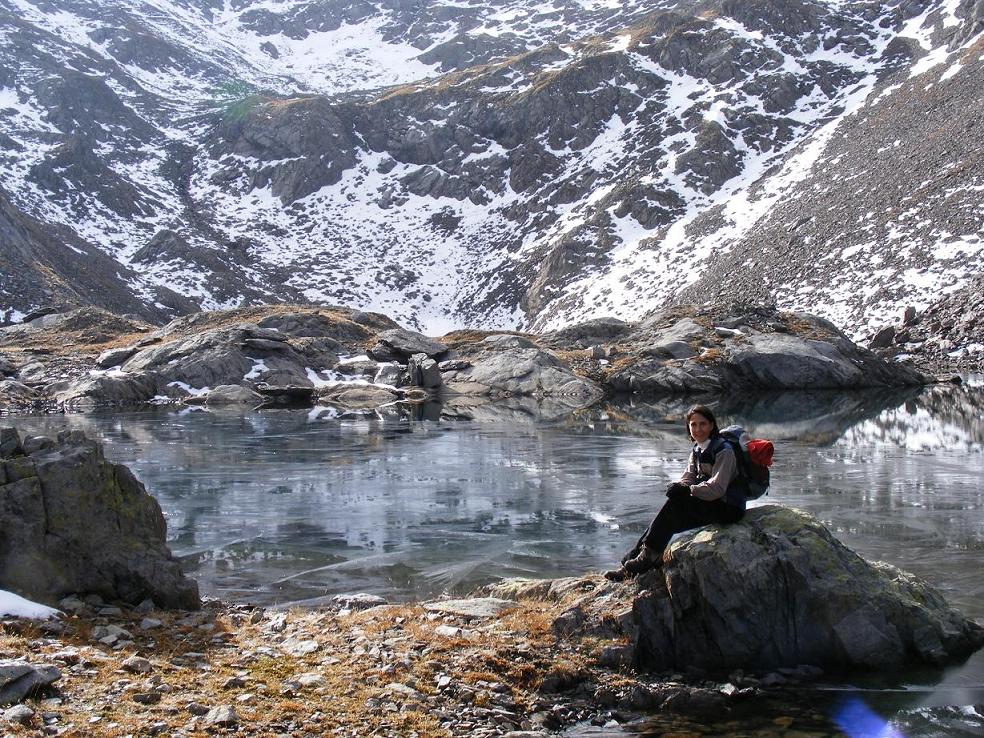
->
<box><xmin>720</xmin><ymin>425</ymin><xmax>774</xmax><ymax>499</ymax></box>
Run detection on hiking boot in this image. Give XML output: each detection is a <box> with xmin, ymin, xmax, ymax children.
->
<box><xmin>603</xmin><ymin>566</ymin><xmax>631</xmax><ymax>582</ymax></box>
<box><xmin>622</xmin><ymin>545</ymin><xmax>662</xmax><ymax>575</ymax></box>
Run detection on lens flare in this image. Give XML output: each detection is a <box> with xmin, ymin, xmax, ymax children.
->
<box><xmin>833</xmin><ymin>697</ymin><xmax>905</xmax><ymax>738</ymax></box>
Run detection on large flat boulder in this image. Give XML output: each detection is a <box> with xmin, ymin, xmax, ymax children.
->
<box><xmin>0</xmin><ymin>428</ymin><xmax>199</xmax><ymax>609</ymax></box>
<box><xmin>490</xmin><ymin>506</ymin><xmax>983</xmax><ymax>673</ymax></box>
<box><xmin>604</xmin><ymin>307</ymin><xmax>928</xmax><ymax>394</ymax></box>
<box><xmin>441</xmin><ymin>345</ymin><xmax>602</xmax><ymax>403</ymax></box>
<box><xmin>369</xmin><ymin>328</ymin><xmax>450</xmax><ymax>362</ymax></box>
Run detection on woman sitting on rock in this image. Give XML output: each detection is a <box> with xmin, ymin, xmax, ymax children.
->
<box><xmin>605</xmin><ymin>404</ymin><xmax>746</xmax><ymax>581</ymax></box>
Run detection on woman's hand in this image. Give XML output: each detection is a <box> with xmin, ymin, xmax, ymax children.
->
<box><xmin>665</xmin><ymin>482</ymin><xmax>691</xmax><ymax>500</ymax></box>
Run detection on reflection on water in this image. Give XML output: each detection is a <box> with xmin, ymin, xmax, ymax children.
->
<box><xmin>14</xmin><ymin>382</ymin><xmax>984</xmax><ymax>736</ymax></box>
<box><xmin>12</xmin><ymin>383</ymin><xmax>984</xmax><ymax>611</ymax></box>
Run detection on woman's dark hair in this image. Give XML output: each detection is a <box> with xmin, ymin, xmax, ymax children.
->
<box><xmin>685</xmin><ymin>404</ymin><xmax>720</xmax><ymax>440</ymax></box>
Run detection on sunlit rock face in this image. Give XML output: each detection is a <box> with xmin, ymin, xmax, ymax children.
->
<box><xmin>490</xmin><ymin>506</ymin><xmax>984</xmax><ymax>672</ymax></box>
<box><xmin>0</xmin><ymin>0</ymin><xmax>981</xmax><ymax>369</ymax></box>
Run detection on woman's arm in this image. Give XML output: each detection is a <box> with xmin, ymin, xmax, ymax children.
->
<box><xmin>678</xmin><ymin>450</ymin><xmax>698</xmax><ymax>485</ymax></box>
<box><xmin>689</xmin><ymin>447</ymin><xmax>737</xmax><ymax>501</ymax></box>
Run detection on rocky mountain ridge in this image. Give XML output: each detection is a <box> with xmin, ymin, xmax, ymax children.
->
<box><xmin>0</xmin><ymin>0</ymin><xmax>981</xmax><ymax>370</ymax></box>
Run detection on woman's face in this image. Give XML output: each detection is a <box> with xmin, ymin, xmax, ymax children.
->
<box><xmin>688</xmin><ymin>413</ymin><xmax>713</xmax><ymax>443</ymax></box>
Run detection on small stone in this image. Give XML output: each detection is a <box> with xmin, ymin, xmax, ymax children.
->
<box><xmin>0</xmin><ymin>661</ymin><xmax>62</xmax><ymax>704</ymax></box>
<box><xmin>135</xmin><ymin>599</ymin><xmax>157</xmax><ymax>614</ymax></box>
<box><xmin>140</xmin><ymin>618</ymin><xmax>163</xmax><ymax>630</ymax></box>
<box><xmin>332</xmin><ymin>593</ymin><xmax>388</xmax><ymax>611</ymax></box>
<box><xmin>385</xmin><ymin>682</ymin><xmax>423</xmax><ymax>700</ymax></box>
<box><xmin>3</xmin><ymin>704</ymin><xmax>34</xmax><ymax>724</ymax></box>
<box><xmin>222</xmin><ymin>676</ymin><xmax>247</xmax><ymax>689</ymax></box>
<box><xmin>281</xmin><ymin>638</ymin><xmax>319</xmax><ymax>656</ymax></box>
<box><xmin>434</xmin><ymin>625</ymin><xmax>461</xmax><ymax>638</ymax></box>
<box><xmin>56</xmin><ymin>596</ymin><xmax>85</xmax><ymax>614</ymax></box>
<box><xmin>186</xmin><ymin>702</ymin><xmax>210</xmax><ymax>716</ymax></box>
<box><xmin>133</xmin><ymin>692</ymin><xmax>162</xmax><ymax>704</ymax></box>
<box><xmin>92</xmin><ymin>624</ymin><xmax>133</xmax><ymax>643</ymax></box>
<box><xmin>203</xmin><ymin>704</ymin><xmax>238</xmax><ymax>727</ymax></box>
<box><xmin>122</xmin><ymin>656</ymin><xmax>152</xmax><ymax>674</ymax></box>
<box><xmin>50</xmin><ymin>648</ymin><xmax>80</xmax><ymax>665</ymax></box>
<box><xmin>294</xmin><ymin>673</ymin><xmax>326</xmax><ymax>689</ymax></box>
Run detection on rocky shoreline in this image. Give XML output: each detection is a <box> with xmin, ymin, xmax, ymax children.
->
<box><xmin>0</xmin><ymin>586</ymin><xmax>823</xmax><ymax>738</ymax></box>
<box><xmin>5</xmin><ymin>556</ymin><xmax>983</xmax><ymax>737</ymax></box>
<box><xmin>0</xmin><ymin>302</ymin><xmax>934</xmax><ymax>415</ymax></box>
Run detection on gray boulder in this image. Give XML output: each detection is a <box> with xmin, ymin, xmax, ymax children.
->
<box><xmin>257</xmin><ymin>311</ymin><xmax>362</xmax><ymax>339</ymax></box>
<box><xmin>408</xmin><ymin>353</ymin><xmax>442</xmax><ymax>389</ymax></box>
<box><xmin>95</xmin><ymin>346</ymin><xmax>138</xmax><ymax>368</ymax></box>
<box><xmin>52</xmin><ymin>372</ymin><xmax>160</xmax><ymax>410</ymax></box>
<box><xmin>606</xmin><ymin>307</ymin><xmax>928</xmax><ymax>394</ymax></box>
<box><xmin>122</xmin><ymin>325</ymin><xmax>312</xmax><ymax>390</ymax></box>
<box><xmin>0</xmin><ymin>662</ymin><xmax>61</xmax><ymax>706</ymax></box>
<box><xmin>491</xmin><ymin>506</ymin><xmax>984</xmax><ymax>673</ymax></box>
<box><xmin>869</xmin><ymin>326</ymin><xmax>896</xmax><ymax>349</ymax></box>
<box><xmin>369</xmin><ymin>328</ymin><xmax>449</xmax><ymax>362</ymax></box>
<box><xmin>542</xmin><ymin>317</ymin><xmax>632</xmax><ymax>347</ymax></box>
<box><xmin>255</xmin><ymin>384</ymin><xmax>315</xmax><ymax>407</ymax></box>
<box><xmin>316</xmin><ymin>385</ymin><xmax>399</xmax><ymax>407</ymax></box>
<box><xmin>56</xmin><ymin>324</ymin><xmax>325</xmax><ymax>408</ymax></box>
<box><xmin>0</xmin><ymin>428</ymin><xmax>21</xmax><ymax>457</ymax></box>
<box><xmin>441</xmin><ymin>346</ymin><xmax>602</xmax><ymax>403</ymax></box>
<box><xmin>374</xmin><ymin>364</ymin><xmax>406</xmax><ymax>387</ymax></box>
<box><xmin>0</xmin><ymin>427</ymin><xmax>199</xmax><ymax>609</ymax></box>
<box><xmin>604</xmin><ymin>359</ymin><xmax>727</xmax><ymax>394</ymax></box>
<box><xmin>645</xmin><ymin>506</ymin><xmax>984</xmax><ymax>669</ymax></box>
<box><xmin>729</xmin><ymin>333</ymin><xmax>865</xmax><ymax>388</ymax></box>
<box><xmin>205</xmin><ymin>384</ymin><xmax>263</xmax><ymax>406</ymax></box>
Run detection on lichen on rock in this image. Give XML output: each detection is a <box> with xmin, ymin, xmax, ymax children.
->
<box><xmin>0</xmin><ymin>427</ymin><xmax>199</xmax><ymax>610</ymax></box>
<box><xmin>489</xmin><ymin>506</ymin><xmax>984</xmax><ymax>674</ymax></box>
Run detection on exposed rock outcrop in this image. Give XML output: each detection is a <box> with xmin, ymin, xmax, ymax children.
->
<box><xmin>441</xmin><ymin>334</ymin><xmax>603</xmax><ymax>403</ymax></box>
<box><xmin>490</xmin><ymin>506</ymin><xmax>984</xmax><ymax>673</ymax></box>
<box><xmin>596</xmin><ymin>305</ymin><xmax>928</xmax><ymax>394</ymax></box>
<box><xmin>0</xmin><ymin>303</ymin><xmax>928</xmax><ymax>412</ymax></box>
<box><xmin>0</xmin><ymin>427</ymin><xmax>199</xmax><ymax>609</ymax></box>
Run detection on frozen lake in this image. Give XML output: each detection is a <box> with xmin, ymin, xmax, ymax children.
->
<box><xmin>15</xmin><ymin>380</ymin><xmax>984</xmax><ymax>736</ymax></box>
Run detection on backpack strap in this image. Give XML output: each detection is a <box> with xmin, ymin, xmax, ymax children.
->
<box><xmin>718</xmin><ymin>434</ymin><xmax>752</xmax><ymax>485</ymax></box>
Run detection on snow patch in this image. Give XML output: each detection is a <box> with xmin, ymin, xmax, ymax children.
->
<box><xmin>0</xmin><ymin>589</ymin><xmax>61</xmax><ymax>620</ymax></box>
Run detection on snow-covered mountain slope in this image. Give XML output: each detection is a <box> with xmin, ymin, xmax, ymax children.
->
<box><xmin>0</xmin><ymin>0</ymin><xmax>982</xmax><ymax>366</ymax></box>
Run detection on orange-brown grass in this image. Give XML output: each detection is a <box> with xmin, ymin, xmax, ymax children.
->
<box><xmin>1</xmin><ymin>590</ymin><xmax>624</xmax><ymax>737</ymax></box>
<box><xmin>440</xmin><ymin>328</ymin><xmax>533</xmax><ymax>348</ymax></box>
<box><xmin>693</xmin><ymin>347</ymin><xmax>724</xmax><ymax>365</ymax></box>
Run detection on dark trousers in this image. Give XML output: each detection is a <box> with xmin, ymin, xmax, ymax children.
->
<box><xmin>634</xmin><ymin>496</ymin><xmax>744</xmax><ymax>558</ymax></box>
